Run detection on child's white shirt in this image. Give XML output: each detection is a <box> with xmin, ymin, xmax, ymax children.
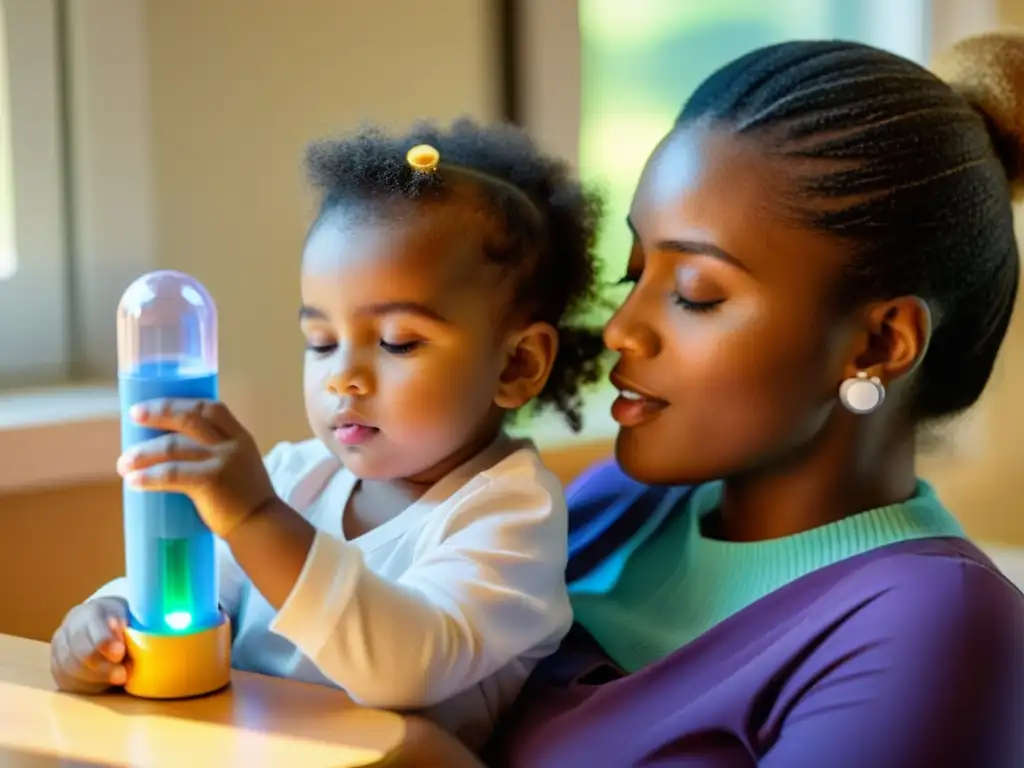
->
<box><xmin>92</xmin><ymin>436</ymin><xmax>572</xmax><ymax>748</ymax></box>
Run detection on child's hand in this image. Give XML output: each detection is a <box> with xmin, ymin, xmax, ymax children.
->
<box><xmin>117</xmin><ymin>399</ymin><xmax>278</xmax><ymax>537</ymax></box>
<box><xmin>50</xmin><ymin>597</ymin><xmax>129</xmax><ymax>694</ymax></box>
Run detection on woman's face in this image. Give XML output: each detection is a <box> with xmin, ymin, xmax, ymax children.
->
<box><xmin>605</xmin><ymin>125</ymin><xmax>857</xmax><ymax>485</ymax></box>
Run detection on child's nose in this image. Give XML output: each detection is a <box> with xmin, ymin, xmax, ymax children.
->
<box><xmin>325</xmin><ymin>360</ymin><xmax>374</xmax><ymax>397</ymax></box>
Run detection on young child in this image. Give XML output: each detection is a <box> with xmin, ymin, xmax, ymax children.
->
<box><xmin>49</xmin><ymin>118</ymin><xmax>606</xmax><ymax>749</ymax></box>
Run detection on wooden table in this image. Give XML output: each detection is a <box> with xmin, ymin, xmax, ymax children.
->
<box><xmin>0</xmin><ymin>633</ymin><xmax>406</xmax><ymax>767</ymax></box>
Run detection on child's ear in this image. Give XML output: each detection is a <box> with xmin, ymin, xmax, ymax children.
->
<box><xmin>494</xmin><ymin>322</ymin><xmax>559</xmax><ymax>410</ymax></box>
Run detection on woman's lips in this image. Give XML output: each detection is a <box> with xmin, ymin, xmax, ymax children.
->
<box><xmin>609</xmin><ymin>371</ymin><xmax>669</xmax><ymax>428</ymax></box>
<box><xmin>610</xmin><ymin>389</ymin><xmax>669</xmax><ymax>427</ymax></box>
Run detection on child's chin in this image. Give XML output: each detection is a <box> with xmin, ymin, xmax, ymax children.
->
<box><xmin>338</xmin><ymin>452</ymin><xmax>409</xmax><ymax>482</ymax></box>
<box><xmin>338</xmin><ymin>455</ymin><xmax>391</xmax><ymax>481</ymax></box>
<box><xmin>340</xmin><ymin>450</ymin><xmax>447</xmax><ymax>484</ymax></box>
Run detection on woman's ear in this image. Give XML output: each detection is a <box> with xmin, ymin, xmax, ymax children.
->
<box><xmin>494</xmin><ymin>322</ymin><xmax>559</xmax><ymax>410</ymax></box>
<box><xmin>846</xmin><ymin>296</ymin><xmax>932</xmax><ymax>383</ymax></box>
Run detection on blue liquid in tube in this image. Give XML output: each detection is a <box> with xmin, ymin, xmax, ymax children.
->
<box><xmin>117</xmin><ymin>271</ymin><xmax>220</xmax><ymax>635</ymax></box>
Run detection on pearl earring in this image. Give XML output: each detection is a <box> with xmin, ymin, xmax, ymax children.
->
<box><xmin>838</xmin><ymin>371</ymin><xmax>885</xmax><ymax>414</ymax></box>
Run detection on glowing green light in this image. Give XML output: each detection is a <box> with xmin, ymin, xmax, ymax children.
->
<box><xmin>160</xmin><ymin>538</ymin><xmax>193</xmax><ymax>633</ymax></box>
<box><xmin>164</xmin><ymin>611</ymin><xmax>193</xmax><ymax>631</ymax></box>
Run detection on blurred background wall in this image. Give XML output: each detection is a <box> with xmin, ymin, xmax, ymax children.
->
<box><xmin>1</xmin><ymin>0</ymin><xmax>1021</xmax><ymax>640</ymax></box>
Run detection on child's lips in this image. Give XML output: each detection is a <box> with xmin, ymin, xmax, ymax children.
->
<box><xmin>333</xmin><ymin>424</ymin><xmax>380</xmax><ymax>446</ymax></box>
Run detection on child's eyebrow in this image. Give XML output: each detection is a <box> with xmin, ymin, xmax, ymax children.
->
<box><xmin>298</xmin><ymin>302</ymin><xmax>450</xmax><ymax>324</ymax></box>
<box><xmin>362</xmin><ymin>301</ymin><xmax>450</xmax><ymax>324</ymax></box>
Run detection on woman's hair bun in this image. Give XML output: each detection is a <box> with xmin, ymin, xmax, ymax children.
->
<box><xmin>933</xmin><ymin>31</ymin><xmax>1024</xmax><ymax>195</ymax></box>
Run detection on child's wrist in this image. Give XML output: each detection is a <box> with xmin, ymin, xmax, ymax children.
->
<box><xmin>219</xmin><ymin>494</ymin><xmax>285</xmax><ymax>542</ymax></box>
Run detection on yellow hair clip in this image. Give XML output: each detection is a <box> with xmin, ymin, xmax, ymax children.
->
<box><xmin>406</xmin><ymin>144</ymin><xmax>440</xmax><ymax>173</ymax></box>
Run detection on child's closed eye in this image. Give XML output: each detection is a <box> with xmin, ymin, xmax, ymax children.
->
<box><xmin>305</xmin><ymin>339</ymin><xmax>423</xmax><ymax>356</ymax></box>
<box><xmin>306</xmin><ymin>341</ymin><xmax>337</xmax><ymax>356</ymax></box>
<box><xmin>379</xmin><ymin>339</ymin><xmax>423</xmax><ymax>355</ymax></box>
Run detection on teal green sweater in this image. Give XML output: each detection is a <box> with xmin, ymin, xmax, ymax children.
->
<box><xmin>570</xmin><ymin>479</ymin><xmax>966</xmax><ymax>673</ymax></box>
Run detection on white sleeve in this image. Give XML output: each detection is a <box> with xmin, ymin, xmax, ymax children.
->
<box><xmin>269</xmin><ymin>469</ymin><xmax>573</xmax><ymax>710</ymax></box>
<box><xmin>89</xmin><ymin>442</ymin><xmax>300</xmax><ymax>628</ymax></box>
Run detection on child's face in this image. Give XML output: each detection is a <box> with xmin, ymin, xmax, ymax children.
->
<box><xmin>299</xmin><ymin>205</ymin><xmax>518</xmax><ymax>482</ymax></box>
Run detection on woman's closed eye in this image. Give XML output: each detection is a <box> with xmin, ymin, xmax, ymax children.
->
<box><xmin>616</xmin><ymin>272</ymin><xmax>725</xmax><ymax>313</ymax></box>
<box><xmin>673</xmin><ymin>293</ymin><xmax>724</xmax><ymax>312</ymax></box>
<box><xmin>674</xmin><ymin>265</ymin><xmax>726</xmax><ymax>312</ymax></box>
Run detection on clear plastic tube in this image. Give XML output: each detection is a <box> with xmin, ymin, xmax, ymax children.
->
<box><xmin>116</xmin><ymin>270</ymin><xmax>220</xmax><ymax>634</ymax></box>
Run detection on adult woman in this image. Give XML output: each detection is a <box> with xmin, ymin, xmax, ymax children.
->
<box><xmin>396</xmin><ymin>33</ymin><xmax>1024</xmax><ymax>768</ymax></box>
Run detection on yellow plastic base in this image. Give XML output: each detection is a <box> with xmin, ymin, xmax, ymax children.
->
<box><xmin>123</xmin><ymin>611</ymin><xmax>232</xmax><ymax>699</ymax></box>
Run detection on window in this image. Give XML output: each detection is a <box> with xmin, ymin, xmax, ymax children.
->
<box><xmin>0</xmin><ymin>0</ymin><xmax>69</xmax><ymax>385</ymax></box>
<box><xmin>577</xmin><ymin>0</ymin><xmax>929</xmax><ymax>304</ymax></box>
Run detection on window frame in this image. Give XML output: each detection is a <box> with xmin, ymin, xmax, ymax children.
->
<box><xmin>0</xmin><ymin>0</ymin><xmax>70</xmax><ymax>385</ymax></box>
<box><xmin>0</xmin><ymin>0</ymin><xmax>150</xmax><ymax>493</ymax></box>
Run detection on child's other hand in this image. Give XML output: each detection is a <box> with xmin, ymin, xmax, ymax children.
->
<box><xmin>116</xmin><ymin>399</ymin><xmax>278</xmax><ymax>537</ymax></box>
<box><xmin>50</xmin><ymin>597</ymin><xmax>129</xmax><ymax>694</ymax></box>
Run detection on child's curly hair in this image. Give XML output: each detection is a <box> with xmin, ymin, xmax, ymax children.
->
<box><xmin>305</xmin><ymin>117</ymin><xmax>607</xmax><ymax>431</ymax></box>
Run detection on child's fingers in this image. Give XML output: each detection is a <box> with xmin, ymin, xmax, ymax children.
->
<box><xmin>51</xmin><ymin>629</ymin><xmax>104</xmax><ymax>693</ymax></box>
<box><xmin>70</xmin><ymin>615</ymin><xmax>124</xmax><ymax>679</ymax></box>
<box><xmin>131</xmin><ymin>399</ymin><xmax>238</xmax><ymax>444</ymax></box>
<box><xmin>108</xmin><ymin>663</ymin><xmax>127</xmax><ymax>686</ymax></box>
<box><xmin>107</xmin><ymin>615</ymin><xmax>126</xmax><ymax>642</ymax></box>
<box><xmin>99</xmin><ymin>611</ymin><xmax>128</xmax><ymax>683</ymax></box>
<box><xmin>124</xmin><ymin>457</ymin><xmax>222</xmax><ymax>493</ymax></box>
<box><xmin>117</xmin><ymin>433</ymin><xmax>212</xmax><ymax>475</ymax></box>
<box><xmin>50</xmin><ymin>599</ymin><xmax>131</xmax><ymax>694</ymax></box>
<box><xmin>56</xmin><ymin>625</ymin><xmax>110</xmax><ymax>685</ymax></box>
<box><xmin>97</xmin><ymin>634</ymin><xmax>125</xmax><ymax>664</ymax></box>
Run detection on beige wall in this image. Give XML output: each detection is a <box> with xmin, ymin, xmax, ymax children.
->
<box><xmin>1002</xmin><ymin>0</ymin><xmax>1022</xmax><ymax>27</ymax></box>
<box><xmin>4</xmin><ymin>2</ymin><xmax>1024</xmax><ymax>643</ymax></box>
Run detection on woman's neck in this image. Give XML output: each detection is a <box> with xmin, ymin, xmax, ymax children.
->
<box><xmin>711</xmin><ymin>421</ymin><xmax>919</xmax><ymax>543</ymax></box>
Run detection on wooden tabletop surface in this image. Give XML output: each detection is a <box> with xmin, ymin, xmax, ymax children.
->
<box><xmin>0</xmin><ymin>633</ymin><xmax>405</xmax><ymax>767</ymax></box>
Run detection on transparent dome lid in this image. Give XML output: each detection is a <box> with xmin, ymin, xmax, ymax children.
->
<box><xmin>117</xmin><ymin>270</ymin><xmax>217</xmax><ymax>376</ymax></box>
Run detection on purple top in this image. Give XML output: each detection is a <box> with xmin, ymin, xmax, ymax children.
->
<box><xmin>488</xmin><ymin>463</ymin><xmax>1024</xmax><ymax>767</ymax></box>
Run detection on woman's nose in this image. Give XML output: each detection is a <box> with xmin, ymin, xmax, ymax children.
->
<box><xmin>604</xmin><ymin>305</ymin><xmax>661</xmax><ymax>359</ymax></box>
